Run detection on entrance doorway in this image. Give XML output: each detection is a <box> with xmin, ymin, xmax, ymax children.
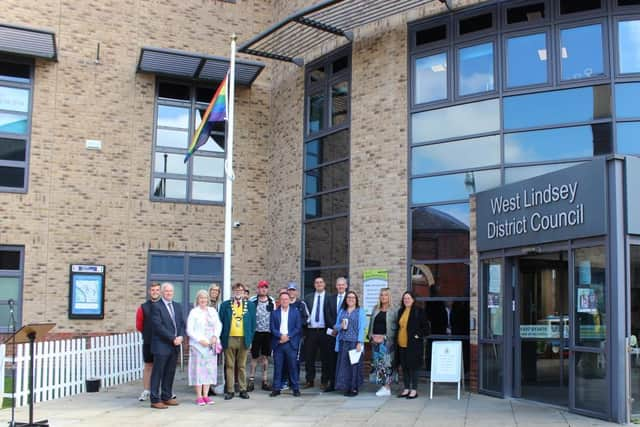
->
<box><xmin>515</xmin><ymin>252</ymin><xmax>569</xmax><ymax>406</ymax></box>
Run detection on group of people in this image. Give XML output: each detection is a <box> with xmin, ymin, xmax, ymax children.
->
<box><xmin>135</xmin><ymin>276</ymin><xmax>430</xmax><ymax>407</ymax></box>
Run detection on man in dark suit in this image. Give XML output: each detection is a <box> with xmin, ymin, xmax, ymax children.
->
<box><xmin>322</xmin><ymin>276</ymin><xmax>348</xmax><ymax>393</ymax></box>
<box><xmin>149</xmin><ymin>282</ymin><xmax>185</xmax><ymax>409</ymax></box>
<box><xmin>303</xmin><ymin>277</ymin><xmax>330</xmax><ymax>389</ymax></box>
<box><xmin>269</xmin><ymin>291</ymin><xmax>302</xmax><ymax>397</ymax></box>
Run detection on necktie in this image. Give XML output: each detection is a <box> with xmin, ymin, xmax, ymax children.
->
<box><xmin>338</xmin><ymin>294</ymin><xmax>343</xmax><ymax>310</ymax></box>
<box><xmin>167</xmin><ymin>302</ymin><xmax>177</xmax><ymax>334</ymax></box>
<box><xmin>315</xmin><ymin>294</ymin><xmax>321</xmax><ymax>322</ymax></box>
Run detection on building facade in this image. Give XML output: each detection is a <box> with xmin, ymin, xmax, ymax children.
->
<box><xmin>3</xmin><ymin>0</ymin><xmax>640</xmax><ymax>422</ymax></box>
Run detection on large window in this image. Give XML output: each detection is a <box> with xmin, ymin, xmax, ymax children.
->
<box><xmin>303</xmin><ymin>48</ymin><xmax>351</xmax><ymax>296</ymax></box>
<box><xmin>0</xmin><ymin>247</ymin><xmax>23</xmax><ymax>331</ymax></box>
<box><xmin>0</xmin><ymin>60</ymin><xmax>32</xmax><ymax>192</ymax></box>
<box><xmin>152</xmin><ymin>82</ymin><xmax>225</xmax><ymax>203</ymax></box>
<box><xmin>148</xmin><ymin>252</ymin><xmax>223</xmax><ymax>316</ymax></box>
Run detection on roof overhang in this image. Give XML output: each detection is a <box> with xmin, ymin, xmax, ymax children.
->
<box><xmin>0</xmin><ymin>23</ymin><xmax>57</xmax><ymax>61</ymax></box>
<box><xmin>238</xmin><ymin>0</ymin><xmax>451</xmax><ymax>66</ymax></box>
<box><xmin>137</xmin><ymin>47</ymin><xmax>265</xmax><ymax>86</ymax></box>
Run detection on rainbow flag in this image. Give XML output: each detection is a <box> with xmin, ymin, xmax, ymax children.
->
<box><xmin>184</xmin><ymin>74</ymin><xmax>228</xmax><ymax>162</ymax></box>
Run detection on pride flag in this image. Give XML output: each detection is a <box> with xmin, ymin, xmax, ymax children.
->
<box><xmin>184</xmin><ymin>73</ymin><xmax>228</xmax><ymax>162</ymax></box>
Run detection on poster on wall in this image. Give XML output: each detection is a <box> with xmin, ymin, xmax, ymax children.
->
<box><xmin>69</xmin><ymin>264</ymin><xmax>105</xmax><ymax>319</ymax></box>
<box><xmin>363</xmin><ymin>269</ymin><xmax>388</xmax><ymax>315</ymax></box>
<box><xmin>577</xmin><ymin>287</ymin><xmax>597</xmax><ymax>314</ymax></box>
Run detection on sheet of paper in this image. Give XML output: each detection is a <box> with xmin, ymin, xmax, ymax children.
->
<box><xmin>326</xmin><ymin>328</ymin><xmax>334</xmax><ymax>336</ymax></box>
<box><xmin>348</xmin><ymin>348</ymin><xmax>362</xmax><ymax>365</ymax></box>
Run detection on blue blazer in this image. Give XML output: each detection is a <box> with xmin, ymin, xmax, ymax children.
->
<box><xmin>270</xmin><ymin>307</ymin><xmax>302</xmax><ymax>351</ymax></box>
<box><xmin>150</xmin><ymin>299</ymin><xmax>186</xmax><ymax>356</ymax></box>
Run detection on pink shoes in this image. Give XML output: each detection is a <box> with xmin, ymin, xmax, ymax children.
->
<box><xmin>203</xmin><ymin>396</ymin><xmax>214</xmax><ymax>405</ymax></box>
<box><xmin>196</xmin><ymin>397</ymin><xmax>206</xmax><ymax>406</ymax></box>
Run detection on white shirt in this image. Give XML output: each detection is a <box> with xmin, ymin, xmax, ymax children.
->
<box><xmin>280</xmin><ymin>307</ymin><xmax>289</xmax><ymax>336</ymax></box>
<box><xmin>309</xmin><ymin>291</ymin><xmax>326</xmax><ymax>328</ymax></box>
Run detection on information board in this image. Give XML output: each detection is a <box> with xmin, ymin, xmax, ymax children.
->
<box><xmin>430</xmin><ymin>340</ymin><xmax>464</xmax><ymax>400</ymax></box>
<box><xmin>69</xmin><ymin>264</ymin><xmax>105</xmax><ymax>319</ymax></box>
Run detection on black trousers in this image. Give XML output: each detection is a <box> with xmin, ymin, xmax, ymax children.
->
<box><xmin>304</xmin><ymin>328</ymin><xmax>332</xmax><ymax>384</ymax></box>
<box><xmin>150</xmin><ymin>349</ymin><xmax>178</xmax><ymax>403</ymax></box>
<box><xmin>398</xmin><ymin>347</ymin><xmax>419</xmax><ymax>390</ymax></box>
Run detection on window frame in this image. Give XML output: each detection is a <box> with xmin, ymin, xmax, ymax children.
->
<box><xmin>556</xmin><ymin>18</ymin><xmax>610</xmax><ymax>85</ymax></box>
<box><xmin>613</xmin><ymin>15</ymin><xmax>640</xmax><ymax>78</ymax></box>
<box><xmin>0</xmin><ymin>245</ymin><xmax>24</xmax><ymax>332</ymax></box>
<box><xmin>150</xmin><ymin>79</ymin><xmax>226</xmax><ymax>205</ymax></box>
<box><xmin>412</xmin><ymin>48</ymin><xmax>451</xmax><ymax>107</ymax></box>
<box><xmin>455</xmin><ymin>36</ymin><xmax>499</xmax><ymax>101</ymax></box>
<box><xmin>0</xmin><ymin>56</ymin><xmax>33</xmax><ymax>194</ymax></box>
<box><xmin>454</xmin><ymin>5</ymin><xmax>498</xmax><ymax>42</ymax></box>
<box><xmin>501</xmin><ymin>0</ymin><xmax>551</xmax><ymax>30</ymax></box>
<box><xmin>502</xmin><ymin>27</ymin><xmax>553</xmax><ymax>92</ymax></box>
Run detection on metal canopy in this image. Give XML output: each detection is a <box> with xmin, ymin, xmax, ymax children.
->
<box><xmin>238</xmin><ymin>0</ymin><xmax>442</xmax><ymax>65</ymax></box>
<box><xmin>0</xmin><ymin>23</ymin><xmax>57</xmax><ymax>60</ymax></box>
<box><xmin>137</xmin><ymin>47</ymin><xmax>265</xmax><ymax>86</ymax></box>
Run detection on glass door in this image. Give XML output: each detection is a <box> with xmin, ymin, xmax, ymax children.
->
<box><xmin>630</xmin><ymin>245</ymin><xmax>640</xmax><ymax>416</ymax></box>
<box><xmin>479</xmin><ymin>258</ymin><xmax>504</xmax><ymax>395</ymax></box>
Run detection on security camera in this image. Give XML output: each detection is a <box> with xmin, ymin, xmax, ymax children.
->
<box><xmin>232</xmin><ymin>221</ymin><xmax>241</xmax><ymax>228</ymax></box>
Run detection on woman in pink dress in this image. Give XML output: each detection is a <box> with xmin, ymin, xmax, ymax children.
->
<box><xmin>187</xmin><ymin>290</ymin><xmax>222</xmax><ymax>405</ymax></box>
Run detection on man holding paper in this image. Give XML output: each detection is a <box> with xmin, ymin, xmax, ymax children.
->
<box><xmin>333</xmin><ymin>290</ymin><xmax>366</xmax><ymax>397</ymax></box>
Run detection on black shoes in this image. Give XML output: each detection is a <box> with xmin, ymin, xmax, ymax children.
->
<box><xmin>293</xmin><ymin>390</ymin><xmax>301</xmax><ymax>397</ymax></box>
<box><xmin>261</xmin><ymin>381</ymin><xmax>271</xmax><ymax>391</ymax></box>
<box><xmin>270</xmin><ymin>390</ymin><xmax>281</xmax><ymax>397</ymax></box>
<box><xmin>239</xmin><ymin>391</ymin><xmax>250</xmax><ymax>399</ymax></box>
<box><xmin>303</xmin><ymin>381</ymin><xmax>314</xmax><ymax>389</ymax></box>
<box><xmin>343</xmin><ymin>390</ymin><xmax>358</xmax><ymax>397</ymax></box>
<box><xmin>407</xmin><ymin>391</ymin><xmax>418</xmax><ymax>399</ymax></box>
<box><xmin>323</xmin><ymin>384</ymin><xmax>335</xmax><ymax>393</ymax></box>
<box><xmin>247</xmin><ymin>378</ymin><xmax>255</xmax><ymax>392</ymax></box>
<box><xmin>224</xmin><ymin>392</ymin><xmax>234</xmax><ymax>400</ymax></box>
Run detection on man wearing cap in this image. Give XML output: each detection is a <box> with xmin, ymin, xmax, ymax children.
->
<box><xmin>219</xmin><ymin>282</ymin><xmax>257</xmax><ymax>400</ymax></box>
<box><xmin>248</xmin><ymin>280</ymin><xmax>274</xmax><ymax>392</ymax></box>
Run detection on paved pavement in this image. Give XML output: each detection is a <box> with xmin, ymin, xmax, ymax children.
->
<box><xmin>0</xmin><ymin>371</ymin><xmax>621</xmax><ymax>427</ymax></box>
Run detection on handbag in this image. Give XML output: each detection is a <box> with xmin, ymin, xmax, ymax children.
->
<box><xmin>215</xmin><ymin>341</ymin><xmax>223</xmax><ymax>354</ymax></box>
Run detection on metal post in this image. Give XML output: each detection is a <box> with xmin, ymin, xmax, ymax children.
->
<box><xmin>223</xmin><ymin>35</ymin><xmax>237</xmax><ymax>301</ymax></box>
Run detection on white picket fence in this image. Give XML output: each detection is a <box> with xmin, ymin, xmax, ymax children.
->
<box><xmin>0</xmin><ymin>332</ymin><xmax>143</xmax><ymax>407</ymax></box>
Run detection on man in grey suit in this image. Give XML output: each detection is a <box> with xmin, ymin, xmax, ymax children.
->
<box><xmin>149</xmin><ymin>282</ymin><xmax>185</xmax><ymax>409</ymax></box>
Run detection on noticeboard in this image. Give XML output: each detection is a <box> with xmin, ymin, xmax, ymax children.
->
<box><xmin>430</xmin><ymin>340</ymin><xmax>463</xmax><ymax>383</ymax></box>
<box><xmin>68</xmin><ymin>264</ymin><xmax>105</xmax><ymax>319</ymax></box>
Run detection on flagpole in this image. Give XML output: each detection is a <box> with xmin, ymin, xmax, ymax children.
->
<box><xmin>223</xmin><ymin>34</ymin><xmax>236</xmax><ymax>301</ymax></box>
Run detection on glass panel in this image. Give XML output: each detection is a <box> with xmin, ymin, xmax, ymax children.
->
<box><xmin>152</xmin><ymin>178</ymin><xmax>186</xmax><ymax>199</ymax></box>
<box><xmin>411</xmin><ymin>263</ymin><xmax>469</xmax><ymax>298</ymax></box>
<box><xmin>192</xmin><ymin>181</ymin><xmax>223</xmax><ymax>202</ymax></box>
<box><xmin>332</xmin><ymin>57</ymin><xmax>348</xmax><ymax>74</ymax></box>
<box><xmin>575</xmin><ymin>352</ymin><xmax>608</xmax><ymax>413</ymax></box>
<box><xmin>304</xmin><ymin>217</ymin><xmax>348</xmax><ymax>267</ymax></box>
<box><xmin>154</xmin><ymin>152</ymin><xmax>187</xmax><ymax>175</ymax></box>
<box><xmin>195</xmin><ymin>109</ymin><xmax>225</xmax><ymax>132</ymax></box>
<box><xmin>619</xmin><ymin>21</ymin><xmax>640</xmax><ymax>74</ymax></box>
<box><xmin>412</xmin><ymin>135</ymin><xmax>499</xmax><ymax>175</ymax></box>
<box><xmin>189</xmin><ymin>256</ymin><xmax>222</xmax><ymax>276</ymax></box>
<box><xmin>305</xmin><ymin>190</ymin><xmax>348</xmax><ymax>220</ymax></box>
<box><xmin>416</xmin><ymin>25</ymin><xmax>447</xmax><ymax>46</ymax></box>
<box><xmin>505</xmin><ymin>163</ymin><xmax>580</xmax><ymax>183</ymax></box>
<box><xmin>157</xmin><ymin>105</ymin><xmax>189</xmax><ymax>129</ymax></box>
<box><xmin>560</xmin><ymin>24</ymin><xmax>604</xmax><ymax>81</ymax></box>
<box><xmin>616</xmin><ymin>82</ymin><xmax>640</xmax><ymax>118</ymax></box>
<box><xmin>193</xmin><ymin>156</ymin><xmax>224</xmax><ymax>178</ymax></box>
<box><xmin>308</xmin><ymin>93</ymin><xmax>324</xmax><ymax>133</ymax></box>
<box><xmin>619</xmin><ymin>0</ymin><xmax>640</xmax><ymax>4</ymax></box>
<box><xmin>0</xmin><ymin>87</ymin><xmax>29</xmax><ymax>113</ymax></box>
<box><xmin>305</xmin><ymin>161</ymin><xmax>348</xmax><ymax>195</ymax></box>
<box><xmin>303</xmin><ymin>267</ymin><xmax>348</xmax><ymax>298</ymax></box>
<box><xmin>150</xmin><ymin>255</ymin><xmax>184</xmax><ymax>275</ymax></box>
<box><xmin>0</xmin><ymin>138</ymin><xmax>26</xmax><ymax>161</ymax></box>
<box><xmin>156</xmin><ymin>128</ymin><xmax>188</xmax><ymax>149</ymax></box>
<box><xmin>196</xmin><ymin>87</ymin><xmax>215</xmax><ymax>103</ymax></box>
<box><xmin>481</xmin><ymin>343</ymin><xmax>503</xmax><ymax>393</ymax></box>
<box><xmin>331</xmin><ymin>81</ymin><xmax>348</xmax><ymax>126</ymax></box>
<box><xmin>0</xmin><ymin>277</ymin><xmax>20</xmax><ymax>300</ymax></box>
<box><xmin>630</xmin><ymin>246</ymin><xmax>640</xmax><ymax>414</ymax></box>
<box><xmin>458</xmin><ymin>42</ymin><xmax>494</xmax><ymax>96</ymax></box>
<box><xmin>459</xmin><ymin>13</ymin><xmax>493</xmax><ymax>35</ymax></box>
<box><xmin>411</xmin><ymin>203</ymin><xmax>470</xmax><ymax>260</ymax></box>
<box><xmin>617</xmin><ymin>122</ymin><xmax>640</xmax><ymax>154</ymax></box>
<box><xmin>506</xmin><ymin>33</ymin><xmax>547</xmax><ymax>88</ymax></box>
<box><xmin>305</xmin><ymin>130</ymin><xmax>349</xmax><ymax>168</ymax></box>
<box><xmin>483</xmin><ymin>260</ymin><xmax>503</xmax><ymax>339</ymax></box>
<box><xmin>503</xmin><ymin>85</ymin><xmax>611</xmax><ymax>130</ymax></box>
<box><xmin>412</xmin><ymin>169</ymin><xmax>501</xmax><ymax>204</ymax></box>
<box><xmin>504</xmin><ymin>124</ymin><xmax>612</xmax><ymax>163</ymax></box>
<box><xmin>188</xmin><ymin>281</ymin><xmax>212</xmax><ymax>307</ymax></box>
<box><xmin>560</xmin><ymin>0</ymin><xmax>601</xmax><ymax>14</ymax></box>
<box><xmin>0</xmin><ymin>112</ymin><xmax>27</xmax><ymax>134</ymax></box>
<box><xmin>0</xmin><ymin>62</ymin><xmax>30</xmax><ymax>83</ymax></box>
<box><xmin>171</xmin><ymin>281</ymin><xmax>184</xmax><ymax>305</ymax></box>
<box><xmin>158</xmin><ymin>83</ymin><xmax>190</xmax><ymax>100</ymax></box>
<box><xmin>412</xmin><ymin>98</ymin><xmax>500</xmax><ymax>143</ymax></box>
<box><xmin>506</xmin><ymin>3</ymin><xmax>545</xmax><ymax>25</ymax></box>
<box><xmin>0</xmin><ymin>251</ymin><xmax>20</xmax><ymax>270</ymax></box>
<box><xmin>0</xmin><ymin>166</ymin><xmax>25</xmax><ymax>188</ymax></box>
<box><xmin>415</xmin><ymin>53</ymin><xmax>447</xmax><ymax>104</ymax></box>
<box><xmin>574</xmin><ymin>246</ymin><xmax>606</xmax><ymax>348</ymax></box>
<box><xmin>0</xmin><ymin>305</ymin><xmax>21</xmax><ymax>330</ymax></box>
<box><xmin>309</xmin><ymin>67</ymin><xmax>325</xmax><ymax>83</ymax></box>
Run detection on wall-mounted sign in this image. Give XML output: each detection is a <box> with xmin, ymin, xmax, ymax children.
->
<box><xmin>69</xmin><ymin>264</ymin><xmax>105</xmax><ymax>319</ymax></box>
<box><xmin>363</xmin><ymin>269</ymin><xmax>388</xmax><ymax>315</ymax></box>
<box><xmin>476</xmin><ymin>159</ymin><xmax>606</xmax><ymax>252</ymax></box>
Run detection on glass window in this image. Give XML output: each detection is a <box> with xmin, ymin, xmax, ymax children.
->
<box><xmin>506</xmin><ymin>33</ymin><xmax>548</xmax><ymax>88</ymax></box>
<box><xmin>331</xmin><ymin>81</ymin><xmax>348</xmax><ymax>126</ymax></box>
<box><xmin>304</xmin><ymin>217</ymin><xmax>348</xmax><ymax>268</ymax></box>
<box><xmin>412</xmin><ymin>98</ymin><xmax>500</xmax><ymax>143</ymax></box>
<box><xmin>158</xmin><ymin>83</ymin><xmax>189</xmax><ymax>100</ymax></box>
<box><xmin>560</xmin><ymin>0</ymin><xmax>601</xmax><ymax>14</ymax></box>
<box><xmin>506</xmin><ymin>3</ymin><xmax>545</xmax><ymax>25</ymax></box>
<box><xmin>458</xmin><ymin>42</ymin><xmax>494</xmax><ymax>96</ymax></box>
<box><xmin>157</xmin><ymin>105</ymin><xmax>189</xmax><ymax>129</ymax></box>
<box><xmin>191</xmin><ymin>181</ymin><xmax>223</xmax><ymax>202</ymax></box>
<box><xmin>303</xmin><ymin>267</ymin><xmax>348</xmax><ymax>297</ymax></box>
<box><xmin>481</xmin><ymin>343</ymin><xmax>503</xmax><ymax>392</ymax></box>
<box><xmin>154</xmin><ymin>152</ymin><xmax>187</xmax><ymax>175</ymax></box>
<box><xmin>575</xmin><ymin>352</ymin><xmax>608</xmax><ymax>413</ymax></box>
<box><xmin>412</xmin><ymin>169</ymin><xmax>501</xmax><ymax>204</ymax></box>
<box><xmin>305</xmin><ymin>161</ymin><xmax>349</xmax><ymax>195</ymax></box>
<box><xmin>459</xmin><ymin>13</ymin><xmax>493</xmax><ymax>36</ymax></box>
<box><xmin>616</xmin><ymin>82</ymin><xmax>640</xmax><ymax>118</ymax></box>
<box><xmin>412</xmin><ymin>135</ymin><xmax>500</xmax><ymax>175</ymax></box>
<box><xmin>189</xmin><ymin>257</ymin><xmax>222</xmax><ymax>276</ymax></box>
<box><xmin>412</xmin><ymin>204</ymin><xmax>470</xmax><ymax>260</ymax></box>
<box><xmin>503</xmin><ymin>85</ymin><xmax>611</xmax><ymax>130</ymax></box>
<box><xmin>305</xmin><ymin>190</ymin><xmax>349</xmax><ymax>220</ymax></box>
<box><xmin>0</xmin><ymin>248</ymin><xmax>23</xmax><ymax>331</ymax></box>
<box><xmin>416</xmin><ymin>24</ymin><xmax>447</xmax><ymax>46</ymax></box>
<box><xmin>152</xmin><ymin>178</ymin><xmax>187</xmax><ymax>199</ymax></box>
<box><xmin>0</xmin><ymin>62</ymin><xmax>30</xmax><ymax>83</ymax></box>
<box><xmin>619</xmin><ymin>20</ymin><xmax>640</xmax><ymax>74</ymax></box>
<box><xmin>308</xmin><ymin>93</ymin><xmax>324</xmax><ymax>133</ymax></box>
<box><xmin>0</xmin><ymin>138</ymin><xmax>26</xmax><ymax>162</ymax></box>
<box><xmin>482</xmin><ymin>260</ymin><xmax>503</xmax><ymax>339</ymax></box>
<box><xmin>332</xmin><ymin>57</ymin><xmax>348</xmax><ymax>74</ymax></box>
<box><xmin>560</xmin><ymin>24</ymin><xmax>604</xmax><ymax>81</ymax></box>
<box><xmin>619</xmin><ymin>0</ymin><xmax>640</xmax><ymax>5</ymax></box>
<box><xmin>0</xmin><ymin>250</ymin><xmax>20</xmax><ymax>270</ymax></box>
<box><xmin>304</xmin><ymin>130</ymin><xmax>349</xmax><ymax>169</ymax></box>
<box><xmin>0</xmin><ymin>112</ymin><xmax>27</xmax><ymax>134</ymax></box>
<box><xmin>309</xmin><ymin>67</ymin><xmax>325</xmax><ymax>83</ymax></box>
<box><xmin>0</xmin><ymin>87</ymin><xmax>29</xmax><ymax>113</ymax></box>
<box><xmin>504</xmin><ymin>124</ymin><xmax>612</xmax><ymax>164</ymax></box>
<box><xmin>0</xmin><ymin>166</ymin><xmax>25</xmax><ymax>188</ymax></box>
<box><xmin>574</xmin><ymin>246</ymin><xmax>606</xmax><ymax>348</ymax></box>
<box><xmin>411</xmin><ymin>263</ymin><xmax>469</xmax><ymax>298</ymax></box>
<box><xmin>156</xmin><ymin>128</ymin><xmax>188</xmax><ymax>149</ymax></box>
<box><xmin>505</xmin><ymin>162</ymin><xmax>581</xmax><ymax>183</ymax></box>
<box><xmin>192</xmin><ymin>156</ymin><xmax>224</xmax><ymax>178</ymax></box>
<box><xmin>415</xmin><ymin>53</ymin><xmax>447</xmax><ymax>104</ymax></box>
<box><xmin>617</xmin><ymin>122</ymin><xmax>640</xmax><ymax>154</ymax></box>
